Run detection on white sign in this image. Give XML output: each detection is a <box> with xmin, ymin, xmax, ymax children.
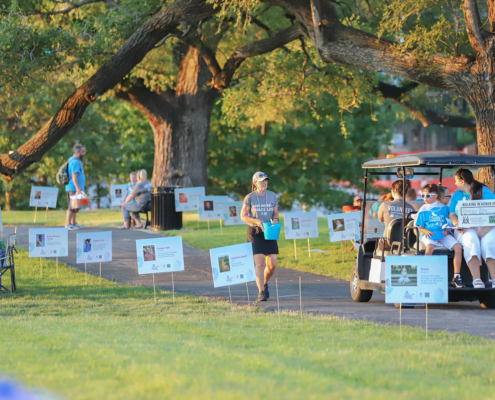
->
<box><xmin>136</xmin><ymin>236</ymin><xmax>184</xmax><ymax>274</ymax></box>
<box><xmin>199</xmin><ymin>196</ymin><xmax>229</xmax><ymax>220</ymax></box>
<box><xmin>209</xmin><ymin>243</ymin><xmax>256</xmax><ymax>288</ymax></box>
<box><xmin>284</xmin><ymin>212</ymin><xmax>319</xmax><ymax>239</ymax></box>
<box><xmin>328</xmin><ymin>212</ymin><xmax>360</xmax><ymax>242</ymax></box>
<box><xmin>458</xmin><ymin>200</ymin><xmax>495</xmax><ymax>228</ymax></box>
<box><xmin>29</xmin><ymin>228</ymin><xmax>68</xmax><ymax>258</ymax></box>
<box><xmin>385</xmin><ymin>255</ymin><xmax>448</xmax><ymax>304</ymax></box>
<box><xmin>111</xmin><ymin>184</ymin><xmax>129</xmax><ymax>207</ymax></box>
<box><xmin>29</xmin><ymin>186</ymin><xmax>58</xmax><ymax>208</ymax></box>
<box><xmin>175</xmin><ymin>187</ymin><xmax>206</xmax><ymax>212</ymax></box>
<box><xmin>77</xmin><ymin>231</ymin><xmax>112</xmax><ymax>264</ymax></box>
<box><xmin>223</xmin><ymin>201</ymin><xmax>246</xmax><ymax>226</ymax></box>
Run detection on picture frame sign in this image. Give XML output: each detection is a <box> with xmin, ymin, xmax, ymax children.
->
<box><xmin>198</xmin><ymin>196</ymin><xmax>229</xmax><ymax>220</ymax></box>
<box><xmin>385</xmin><ymin>255</ymin><xmax>448</xmax><ymax>304</ymax></box>
<box><xmin>29</xmin><ymin>228</ymin><xmax>68</xmax><ymax>258</ymax></box>
<box><xmin>76</xmin><ymin>231</ymin><xmax>112</xmax><ymax>264</ymax></box>
<box><xmin>136</xmin><ymin>236</ymin><xmax>185</xmax><ymax>275</ymax></box>
<box><xmin>328</xmin><ymin>212</ymin><xmax>361</xmax><ymax>242</ymax></box>
<box><xmin>29</xmin><ymin>186</ymin><xmax>59</xmax><ymax>208</ymax></box>
<box><xmin>284</xmin><ymin>212</ymin><xmax>319</xmax><ymax>239</ymax></box>
<box><xmin>174</xmin><ymin>187</ymin><xmax>206</xmax><ymax>212</ymax></box>
<box><xmin>209</xmin><ymin>243</ymin><xmax>256</xmax><ymax>288</ymax></box>
<box><xmin>457</xmin><ymin>200</ymin><xmax>495</xmax><ymax>228</ymax></box>
<box><xmin>111</xmin><ymin>184</ymin><xmax>129</xmax><ymax>207</ymax></box>
<box><xmin>223</xmin><ymin>201</ymin><xmax>246</xmax><ymax>226</ymax></box>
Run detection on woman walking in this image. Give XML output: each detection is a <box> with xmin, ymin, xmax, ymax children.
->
<box><xmin>241</xmin><ymin>172</ymin><xmax>279</xmax><ymax>301</ymax></box>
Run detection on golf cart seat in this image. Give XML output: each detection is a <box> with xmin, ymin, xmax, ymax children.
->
<box><xmin>373</xmin><ymin>218</ymin><xmax>412</xmax><ymax>259</ymax></box>
<box><xmin>405</xmin><ymin>220</ymin><xmax>455</xmax><ymax>257</ymax></box>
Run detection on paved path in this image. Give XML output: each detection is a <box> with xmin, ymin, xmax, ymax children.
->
<box><xmin>5</xmin><ymin>226</ymin><xmax>495</xmax><ymax>339</ymax></box>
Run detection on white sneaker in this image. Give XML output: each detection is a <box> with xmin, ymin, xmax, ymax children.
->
<box><xmin>472</xmin><ymin>278</ymin><xmax>485</xmax><ymax>289</ymax></box>
<box><xmin>65</xmin><ymin>224</ymin><xmax>75</xmax><ymax>230</ymax></box>
<box><xmin>74</xmin><ymin>224</ymin><xmax>83</xmax><ymax>229</ymax></box>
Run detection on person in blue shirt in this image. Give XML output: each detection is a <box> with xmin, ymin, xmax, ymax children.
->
<box><xmin>126</xmin><ymin>172</ymin><xmax>137</xmax><ymax>200</ymax></box>
<box><xmin>65</xmin><ymin>144</ymin><xmax>86</xmax><ymax>230</ymax></box>
<box><xmin>416</xmin><ymin>184</ymin><xmax>464</xmax><ymax>288</ymax></box>
<box><xmin>449</xmin><ymin>168</ymin><xmax>495</xmax><ymax>289</ymax></box>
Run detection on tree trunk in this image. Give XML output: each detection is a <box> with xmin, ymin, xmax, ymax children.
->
<box><xmin>115</xmin><ymin>47</ymin><xmax>217</xmax><ymax>188</ymax></box>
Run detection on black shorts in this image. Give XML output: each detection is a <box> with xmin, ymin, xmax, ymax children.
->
<box><xmin>67</xmin><ymin>191</ymin><xmax>78</xmax><ymax>212</ymax></box>
<box><xmin>247</xmin><ymin>226</ymin><xmax>279</xmax><ymax>255</ymax></box>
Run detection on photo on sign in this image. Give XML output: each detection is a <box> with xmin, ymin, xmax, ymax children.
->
<box><xmin>291</xmin><ymin>218</ymin><xmax>300</xmax><ymax>230</ymax></box>
<box><xmin>391</xmin><ymin>265</ymin><xmax>417</xmax><ymax>286</ymax></box>
<box><xmin>218</xmin><ymin>254</ymin><xmax>231</xmax><ymax>273</ymax></box>
<box><xmin>115</xmin><ymin>189</ymin><xmax>122</xmax><ymax>198</ymax></box>
<box><xmin>204</xmin><ymin>200</ymin><xmax>214</xmax><ymax>211</ymax></box>
<box><xmin>143</xmin><ymin>245</ymin><xmax>156</xmax><ymax>261</ymax></box>
<box><xmin>490</xmin><ymin>215</ymin><xmax>495</xmax><ymax>224</ymax></box>
<box><xmin>83</xmin><ymin>238</ymin><xmax>92</xmax><ymax>253</ymax></box>
<box><xmin>179</xmin><ymin>193</ymin><xmax>188</xmax><ymax>203</ymax></box>
<box><xmin>36</xmin><ymin>234</ymin><xmax>45</xmax><ymax>247</ymax></box>
<box><xmin>229</xmin><ymin>206</ymin><xmax>237</xmax><ymax>217</ymax></box>
<box><xmin>332</xmin><ymin>218</ymin><xmax>345</xmax><ymax>232</ymax></box>
<box><xmin>35</xmin><ymin>191</ymin><xmax>42</xmax><ymax>199</ymax></box>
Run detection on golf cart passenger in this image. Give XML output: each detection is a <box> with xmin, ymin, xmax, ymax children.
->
<box><xmin>416</xmin><ymin>184</ymin><xmax>464</xmax><ymax>287</ymax></box>
<box><xmin>377</xmin><ymin>180</ymin><xmax>415</xmax><ymax>236</ymax></box>
<box><xmin>449</xmin><ymin>168</ymin><xmax>495</xmax><ymax>289</ymax></box>
<box><xmin>437</xmin><ymin>185</ymin><xmax>452</xmax><ymax>206</ymax></box>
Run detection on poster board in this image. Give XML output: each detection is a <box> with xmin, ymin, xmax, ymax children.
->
<box><xmin>174</xmin><ymin>187</ymin><xmax>206</xmax><ymax>212</ymax></box>
<box><xmin>136</xmin><ymin>236</ymin><xmax>185</xmax><ymax>274</ymax></box>
<box><xmin>29</xmin><ymin>228</ymin><xmax>68</xmax><ymax>257</ymax></box>
<box><xmin>199</xmin><ymin>196</ymin><xmax>229</xmax><ymax>220</ymax></box>
<box><xmin>385</xmin><ymin>255</ymin><xmax>448</xmax><ymax>304</ymax></box>
<box><xmin>111</xmin><ymin>184</ymin><xmax>129</xmax><ymax>207</ymax></box>
<box><xmin>284</xmin><ymin>211</ymin><xmax>319</xmax><ymax>239</ymax></box>
<box><xmin>29</xmin><ymin>186</ymin><xmax>59</xmax><ymax>208</ymax></box>
<box><xmin>223</xmin><ymin>201</ymin><xmax>246</xmax><ymax>226</ymax></box>
<box><xmin>328</xmin><ymin>212</ymin><xmax>360</xmax><ymax>242</ymax></box>
<box><xmin>76</xmin><ymin>231</ymin><xmax>112</xmax><ymax>264</ymax></box>
<box><xmin>209</xmin><ymin>243</ymin><xmax>256</xmax><ymax>288</ymax></box>
<box><xmin>457</xmin><ymin>200</ymin><xmax>495</xmax><ymax>228</ymax></box>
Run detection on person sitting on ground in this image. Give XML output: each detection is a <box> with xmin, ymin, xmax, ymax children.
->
<box><xmin>406</xmin><ymin>188</ymin><xmax>422</xmax><ymax>211</ymax></box>
<box><xmin>416</xmin><ymin>184</ymin><xmax>464</xmax><ymax>288</ymax></box>
<box><xmin>449</xmin><ymin>168</ymin><xmax>495</xmax><ymax>289</ymax></box>
<box><xmin>437</xmin><ymin>185</ymin><xmax>452</xmax><ymax>206</ymax></box>
<box><xmin>377</xmin><ymin>179</ymin><xmax>415</xmax><ymax>236</ymax></box>
<box><xmin>120</xmin><ymin>169</ymin><xmax>152</xmax><ymax>229</ymax></box>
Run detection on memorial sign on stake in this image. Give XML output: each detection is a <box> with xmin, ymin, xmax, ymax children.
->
<box><xmin>209</xmin><ymin>243</ymin><xmax>256</xmax><ymax>288</ymax></box>
<box><xmin>30</xmin><ymin>186</ymin><xmax>59</xmax><ymax>208</ymax></box>
<box><xmin>199</xmin><ymin>196</ymin><xmax>229</xmax><ymax>220</ymax></box>
<box><xmin>175</xmin><ymin>187</ymin><xmax>206</xmax><ymax>212</ymax></box>
<box><xmin>223</xmin><ymin>201</ymin><xmax>246</xmax><ymax>226</ymax></box>
<box><xmin>457</xmin><ymin>200</ymin><xmax>495</xmax><ymax>228</ymax></box>
<box><xmin>77</xmin><ymin>231</ymin><xmax>112</xmax><ymax>285</ymax></box>
<box><xmin>136</xmin><ymin>236</ymin><xmax>184</xmax><ymax>304</ymax></box>
<box><xmin>111</xmin><ymin>184</ymin><xmax>129</xmax><ymax>207</ymax></box>
<box><xmin>328</xmin><ymin>212</ymin><xmax>361</xmax><ymax>242</ymax></box>
<box><xmin>284</xmin><ymin>211</ymin><xmax>319</xmax><ymax>258</ymax></box>
<box><xmin>29</xmin><ymin>228</ymin><xmax>68</xmax><ymax>278</ymax></box>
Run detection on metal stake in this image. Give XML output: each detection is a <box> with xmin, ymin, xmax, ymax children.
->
<box><xmin>40</xmin><ymin>257</ymin><xmax>42</xmax><ymax>278</ymax></box>
<box><xmin>99</xmin><ymin>262</ymin><xmax>102</xmax><ymax>285</ymax></box>
<box><xmin>85</xmin><ymin>263</ymin><xmax>87</xmax><ymax>284</ymax></box>
<box><xmin>228</xmin><ymin>285</ymin><xmax>232</xmax><ymax>306</ymax></box>
<box><xmin>172</xmin><ymin>272</ymin><xmax>175</xmax><ymax>304</ymax></box>
<box><xmin>299</xmin><ymin>276</ymin><xmax>303</xmax><ymax>321</ymax></box>
<box><xmin>400</xmin><ymin>303</ymin><xmax>402</xmax><ymax>342</ymax></box>
<box><xmin>246</xmin><ymin>282</ymin><xmax>250</xmax><ymax>307</ymax></box>
<box><xmin>308</xmin><ymin>238</ymin><xmax>311</xmax><ymax>257</ymax></box>
<box><xmin>153</xmin><ymin>273</ymin><xmax>156</xmax><ymax>304</ymax></box>
<box><xmin>294</xmin><ymin>239</ymin><xmax>297</xmax><ymax>259</ymax></box>
<box><xmin>45</xmin><ymin>206</ymin><xmax>48</xmax><ymax>222</ymax></box>
<box><xmin>276</xmin><ymin>278</ymin><xmax>280</xmax><ymax>321</ymax></box>
<box><xmin>220</xmin><ymin>219</ymin><xmax>223</xmax><ymax>235</ymax></box>
<box><xmin>426</xmin><ymin>303</ymin><xmax>428</xmax><ymax>341</ymax></box>
<box><xmin>34</xmin><ymin>206</ymin><xmax>38</xmax><ymax>223</ymax></box>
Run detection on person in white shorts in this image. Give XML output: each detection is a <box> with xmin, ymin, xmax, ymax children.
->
<box><xmin>416</xmin><ymin>184</ymin><xmax>464</xmax><ymax>288</ymax></box>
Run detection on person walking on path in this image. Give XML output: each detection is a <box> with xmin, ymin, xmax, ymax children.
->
<box><xmin>65</xmin><ymin>144</ymin><xmax>86</xmax><ymax>230</ymax></box>
<box><xmin>119</xmin><ymin>169</ymin><xmax>152</xmax><ymax>229</ymax></box>
<box><xmin>241</xmin><ymin>171</ymin><xmax>279</xmax><ymax>302</ymax></box>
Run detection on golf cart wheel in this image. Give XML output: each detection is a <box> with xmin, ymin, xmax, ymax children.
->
<box><xmin>350</xmin><ymin>264</ymin><xmax>373</xmax><ymax>303</ymax></box>
<box><xmin>479</xmin><ymin>295</ymin><xmax>495</xmax><ymax>309</ymax></box>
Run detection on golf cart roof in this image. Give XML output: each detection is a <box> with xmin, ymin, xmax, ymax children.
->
<box><xmin>362</xmin><ymin>151</ymin><xmax>495</xmax><ymax>169</ymax></box>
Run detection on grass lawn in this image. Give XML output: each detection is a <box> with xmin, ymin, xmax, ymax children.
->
<box><xmin>4</xmin><ymin>210</ymin><xmax>356</xmax><ymax>280</ymax></box>
<box><xmin>1</xmin><ymin>250</ymin><xmax>495</xmax><ymax>399</ymax></box>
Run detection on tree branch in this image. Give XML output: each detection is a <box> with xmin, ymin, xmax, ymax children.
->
<box><xmin>0</xmin><ymin>0</ymin><xmax>217</xmax><ymax>179</ymax></box>
<box><xmin>489</xmin><ymin>0</ymin><xmax>495</xmax><ymax>32</ymax></box>
<box><xmin>462</xmin><ymin>0</ymin><xmax>486</xmax><ymax>54</ymax></box>
<box><xmin>375</xmin><ymin>82</ymin><xmax>476</xmax><ymax>132</ymax></box>
<box><xmin>27</xmin><ymin>0</ymin><xmax>106</xmax><ymax>15</ymax></box>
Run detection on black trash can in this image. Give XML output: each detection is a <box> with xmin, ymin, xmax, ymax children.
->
<box><xmin>151</xmin><ymin>187</ymin><xmax>183</xmax><ymax>231</ymax></box>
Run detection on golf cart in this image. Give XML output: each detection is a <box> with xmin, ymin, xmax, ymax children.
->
<box><xmin>351</xmin><ymin>151</ymin><xmax>495</xmax><ymax>309</ymax></box>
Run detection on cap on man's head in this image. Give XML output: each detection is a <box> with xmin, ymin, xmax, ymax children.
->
<box><xmin>252</xmin><ymin>171</ymin><xmax>270</xmax><ymax>183</ymax></box>
<box><xmin>353</xmin><ymin>196</ymin><xmax>362</xmax><ymax>202</ymax></box>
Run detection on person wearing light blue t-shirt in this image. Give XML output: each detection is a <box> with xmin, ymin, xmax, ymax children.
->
<box><xmin>449</xmin><ymin>168</ymin><xmax>495</xmax><ymax>289</ymax></box>
<box><xmin>65</xmin><ymin>144</ymin><xmax>86</xmax><ymax>230</ymax></box>
<box><xmin>416</xmin><ymin>184</ymin><xmax>464</xmax><ymax>287</ymax></box>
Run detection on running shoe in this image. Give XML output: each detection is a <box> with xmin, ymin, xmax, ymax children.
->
<box><xmin>264</xmin><ymin>283</ymin><xmax>270</xmax><ymax>299</ymax></box>
<box><xmin>452</xmin><ymin>275</ymin><xmax>466</xmax><ymax>288</ymax></box>
<box><xmin>257</xmin><ymin>291</ymin><xmax>267</xmax><ymax>302</ymax></box>
<box><xmin>74</xmin><ymin>224</ymin><xmax>84</xmax><ymax>229</ymax></box>
<box><xmin>65</xmin><ymin>224</ymin><xmax>76</xmax><ymax>230</ymax></box>
<box><xmin>472</xmin><ymin>278</ymin><xmax>485</xmax><ymax>289</ymax></box>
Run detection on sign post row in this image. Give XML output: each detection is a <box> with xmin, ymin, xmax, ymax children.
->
<box><xmin>284</xmin><ymin>212</ymin><xmax>319</xmax><ymax>259</ymax></box>
<box><xmin>77</xmin><ymin>231</ymin><xmax>113</xmax><ymax>285</ymax></box>
<box><xmin>136</xmin><ymin>236</ymin><xmax>185</xmax><ymax>304</ymax></box>
<box><xmin>30</xmin><ymin>187</ymin><xmax>59</xmax><ymax>223</ymax></box>
<box><xmin>29</xmin><ymin>228</ymin><xmax>69</xmax><ymax>279</ymax></box>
